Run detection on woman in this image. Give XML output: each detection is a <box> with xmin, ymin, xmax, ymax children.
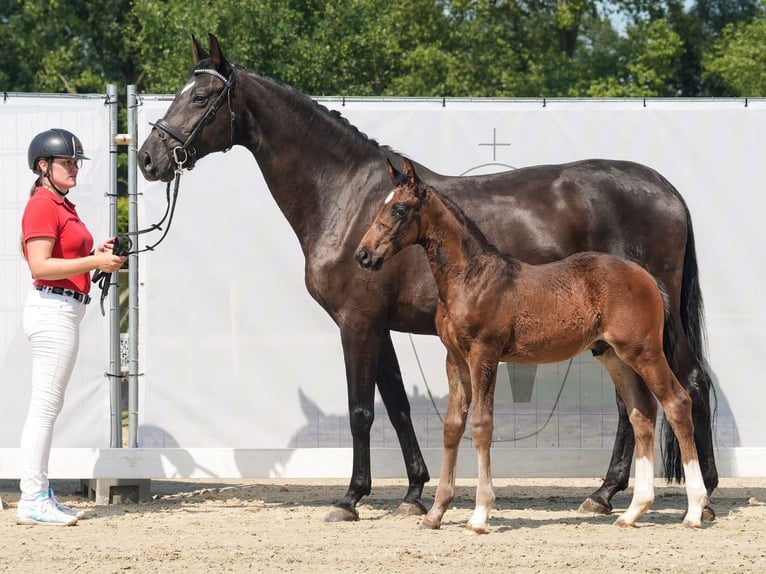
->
<box><xmin>16</xmin><ymin>128</ymin><xmax>127</xmax><ymax>526</ymax></box>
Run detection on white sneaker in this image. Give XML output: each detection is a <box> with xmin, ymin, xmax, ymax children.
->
<box><xmin>15</xmin><ymin>492</ymin><xmax>78</xmax><ymax>526</ymax></box>
<box><xmin>48</xmin><ymin>488</ymin><xmax>86</xmax><ymax>520</ymax></box>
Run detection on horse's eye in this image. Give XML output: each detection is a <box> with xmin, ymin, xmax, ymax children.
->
<box><xmin>192</xmin><ymin>94</ymin><xmax>209</xmax><ymax>106</ymax></box>
<box><xmin>392</xmin><ymin>203</ymin><xmax>409</xmax><ymax>218</ymax></box>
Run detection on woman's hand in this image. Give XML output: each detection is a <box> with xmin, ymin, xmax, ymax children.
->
<box><xmin>93</xmin><ymin>238</ymin><xmax>128</xmax><ymax>273</ymax></box>
<box><xmin>96</xmin><ymin>237</ymin><xmax>116</xmax><ymax>253</ymax></box>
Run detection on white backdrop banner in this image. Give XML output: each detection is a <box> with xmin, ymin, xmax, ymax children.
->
<box><xmin>0</xmin><ymin>95</ymin><xmax>111</xmax><ymax>448</ymax></box>
<box><xmin>136</xmin><ymin>97</ymin><xmax>766</xmax><ymax>475</ymax></box>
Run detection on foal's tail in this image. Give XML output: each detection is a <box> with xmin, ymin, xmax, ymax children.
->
<box><xmin>660</xmin><ymin>184</ymin><xmax>717</xmax><ymax>485</ymax></box>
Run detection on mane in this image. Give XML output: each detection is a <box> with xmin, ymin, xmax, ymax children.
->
<box><xmin>427</xmin><ymin>184</ymin><xmax>505</xmax><ymax>258</ymax></box>
<box><xmin>229</xmin><ymin>63</ymin><xmax>393</xmax><ymax>153</ymax></box>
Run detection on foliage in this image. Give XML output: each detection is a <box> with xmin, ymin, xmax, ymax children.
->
<box><xmin>704</xmin><ymin>15</ymin><xmax>766</xmax><ymax>95</ymax></box>
<box><xmin>1</xmin><ymin>0</ymin><xmax>765</xmax><ymax>98</ymax></box>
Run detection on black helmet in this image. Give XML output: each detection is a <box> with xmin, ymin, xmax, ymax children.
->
<box><xmin>28</xmin><ymin>128</ymin><xmax>90</xmax><ymax>174</ymax></box>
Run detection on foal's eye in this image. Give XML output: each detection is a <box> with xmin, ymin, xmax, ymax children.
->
<box><xmin>392</xmin><ymin>203</ymin><xmax>409</xmax><ymax>218</ymax></box>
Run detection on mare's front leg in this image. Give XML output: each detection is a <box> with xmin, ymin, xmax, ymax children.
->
<box><xmin>375</xmin><ymin>331</ymin><xmax>429</xmax><ymax>516</ymax></box>
<box><xmin>325</xmin><ymin>327</ymin><xmax>381</xmax><ymax>522</ymax></box>
<box><xmin>578</xmin><ymin>388</ymin><xmax>633</xmax><ymax>515</ymax></box>
<box><xmin>466</xmin><ymin>357</ymin><xmax>498</xmax><ymax>534</ymax></box>
<box><xmin>422</xmin><ymin>351</ymin><xmax>469</xmax><ymax>530</ymax></box>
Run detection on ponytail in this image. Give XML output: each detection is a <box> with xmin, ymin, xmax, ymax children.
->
<box><xmin>20</xmin><ymin>177</ymin><xmax>43</xmax><ymax>256</ymax></box>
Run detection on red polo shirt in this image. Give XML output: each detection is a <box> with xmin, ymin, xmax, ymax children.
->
<box><xmin>22</xmin><ymin>187</ymin><xmax>94</xmax><ymax>294</ymax></box>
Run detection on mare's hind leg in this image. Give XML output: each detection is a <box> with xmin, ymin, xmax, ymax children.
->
<box><xmin>578</xmin><ymin>383</ymin><xmax>634</xmax><ymax>515</ymax></box>
<box><xmin>375</xmin><ymin>332</ymin><xmax>429</xmax><ymax>516</ymax></box>
<box><xmin>422</xmin><ymin>351</ymin><xmax>470</xmax><ymax>530</ymax></box>
<box><xmin>595</xmin><ymin>350</ymin><xmax>657</xmax><ymax>527</ymax></box>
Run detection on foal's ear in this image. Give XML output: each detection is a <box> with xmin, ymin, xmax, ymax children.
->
<box><xmin>403</xmin><ymin>158</ymin><xmax>420</xmax><ymax>187</ymax></box>
<box><xmin>192</xmin><ymin>35</ymin><xmax>209</xmax><ymax>64</ymax></box>
<box><xmin>386</xmin><ymin>159</ymin><xmax>398</xmax><ymax>184</ymax></box>
<box><xmin>208</xmin><ymin>33</ymin><xmax>230</xmax><ymax>73</ymax></box>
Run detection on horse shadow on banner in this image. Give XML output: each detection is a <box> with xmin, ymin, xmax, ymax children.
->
<box><xmin>282</xmin><ymin>345</ymin><xmax>738</xmax><ymax>460</ymax></box>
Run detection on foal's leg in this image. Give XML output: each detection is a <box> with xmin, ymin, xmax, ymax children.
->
<box><xmin>664</xmin><ymin>324</ymin><xmax>718</xmax><ymax>520</ymax></box>
<box><xmin>422</xmin><ymin>352</ymin><xmax>470</xmax><ymax>530</ymax></box>
<box><xmin>596</xmin><ymin>351</ymin><xmax>657</xmax><ymax>526</ymax></box>
<box><xmin>632</xmin><ymin>354</ymin><xmax>708</xmax><ymax>528</ymax></box>
<box><xmin>465</xmin><ymin>355</ymin><xmax>498</xmax><ymax>534</ymax></box>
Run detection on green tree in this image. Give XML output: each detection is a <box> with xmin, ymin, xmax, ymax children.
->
<box><xmin>3</xmin><ymin>0</ymin><xmax>766</xmax><ymax>98</ymax></box>
<box><xmin>0</xmin><ymin>0</ymin><xmax>134</xmax><ymax>93</ymax></box>
<box><xmin>704</xmin><ymin>14</ymin><xmax>766</xmax><ymax>95</ymax></box>
<box><xmin>585</xmin><ymin>18</ymin><xmax>683</xmax><ymax>96</ymax></box>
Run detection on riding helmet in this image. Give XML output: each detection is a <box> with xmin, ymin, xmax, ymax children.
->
<box><xmin>28</xmin><ymin>128</ymin><xmax>90</xmax><ymax>174</ymax></box>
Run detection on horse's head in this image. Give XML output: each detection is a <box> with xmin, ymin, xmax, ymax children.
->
<box><xmin>139</xmin><ymin>33</ymin><xmax>237</xmax><ymax>182</ymax></box>
<box><xmin>355</xmin><ymin>158</ymin><xmax>428</xmax><ymax>271</ymax></box>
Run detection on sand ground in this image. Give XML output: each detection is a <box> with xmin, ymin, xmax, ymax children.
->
<box><xmin>1</xmin><ymin>477</ymin><xmax>764</xmax><ymax>573</ymax></box>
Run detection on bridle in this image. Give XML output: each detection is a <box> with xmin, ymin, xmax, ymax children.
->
<box><xmin>93</xmin><ymin>65</ymin><xmax>237</xmax><ymax>314</ymax></box>
<box><xmin>152</xmin><ymin>66</ymin><xmax>237</xmax><ymax>172</ymax></box>
<box><xmin>130</xmin><ymin>64</ymin><xmax>237</xmax><ymax>254</ymax></box>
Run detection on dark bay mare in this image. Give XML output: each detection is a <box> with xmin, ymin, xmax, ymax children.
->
<box><xmin>137</xmin><ymin>34</ymin><xmax>718</xmax><ymax>522</ymax></box>
<box><xmin>355</xmin><ymin>159</ymin><xmax>708</xmax><ymax>531</ymax></box>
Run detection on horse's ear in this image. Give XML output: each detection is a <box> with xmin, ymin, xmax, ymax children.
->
<box><xmin>403</xmin><ymin>158</ymin><xmax>419</xmax><ymax>186</ymax></box>
<box><xmin>192</xmin><ymin>35</ymin><xmax>209</xmax><ymax>64</ymax></box>
<box><xmin>208</xmin><ymin>33</ymin><xmax>229</xmax><ymax>73</ymax></box>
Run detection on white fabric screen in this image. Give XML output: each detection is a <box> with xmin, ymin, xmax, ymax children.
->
<box><xmin>0</xmin><ymin>95</ymin><xmax>112</xmax><ymax>448</ymax></box>
<box><xmin>136</xmin><ymin>97</ymin><xmax>766</xmax><ymax>465</ymax></box>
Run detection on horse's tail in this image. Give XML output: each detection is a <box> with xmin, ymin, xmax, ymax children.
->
<box><xmin>660</xmin><ymin>185</ymin><xmax>717</xmax><ymax>484</ymax></box>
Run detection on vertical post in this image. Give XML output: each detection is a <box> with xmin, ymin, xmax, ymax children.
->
<box><xmin>127</xmin><ymin>85</ymin><xmax>140</xmax><ymax>449</ymax></box>
<box><xmin>107</xmin><ymin>84</ymin><xmax>122</xmax><ymax>449</ymax></box>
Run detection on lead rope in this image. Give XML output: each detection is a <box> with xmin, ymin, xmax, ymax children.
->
<box><xmin>92</xmin><ymin>167</ymin><xmax>184</xmax><ymax>315</ymax></box>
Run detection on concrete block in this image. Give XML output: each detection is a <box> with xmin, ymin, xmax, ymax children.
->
<box><xmin>81</xmin><ymin>478</ymin><xmax>151</xmax><ymax>505</ymax></box>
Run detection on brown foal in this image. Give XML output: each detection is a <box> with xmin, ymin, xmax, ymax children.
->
<box><xmin>355</xmin><ymin>158</ymin><xmax>708</xmax><ymax>533</ymax></box>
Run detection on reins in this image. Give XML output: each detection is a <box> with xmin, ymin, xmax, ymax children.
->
<box><xmin>93</xmin><ymin>64</ymin><xmax>237</xmax><ymax>315</ymax></box>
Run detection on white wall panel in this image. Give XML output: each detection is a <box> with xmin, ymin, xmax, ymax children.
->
<box><xmin>134</xmin><ymin>97</ymin><xmax>766</xmax><ymax>479</ymax></box>
<box><xmin>0</xmin><ymin>95</ymin><xmax>111</xmax><ymax>448</ymax></box>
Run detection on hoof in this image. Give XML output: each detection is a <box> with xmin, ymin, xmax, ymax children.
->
<box><xmin>394</xmin><ymin>500</ymin><xmax>427</xmax><ymax>517</ymax></box>
<box><xmin>613</xmin><ymin>517</ymin><xmax>635</xmax><ymax>528</ymax></box>
<box><xmin>465</xmin><ymin>523</ymin><xmax>488</xmax><ymax>535</ymax></box>
<box><xmin>578</xmin><ymin>497</ymin><xmax>612</xmax><ymax>515</ymax></box>
<box><xmin>702</xmin><ymin>504</ymin><xmax>716</xmax><ymax>522</ymax></box>
<box><xmin>682</xmin><ymin>518</ymin><xmax>702</xmax><ymax>529</ymax></box>
<box><xmin>419</xmin><ymin>517</ymin><xmax>441</xmax><ymax>530</ymax></box>
<box><xmin>324</xmin><ymin>504</ymin><xmax>359</xmax><ymax>523</ymax></box>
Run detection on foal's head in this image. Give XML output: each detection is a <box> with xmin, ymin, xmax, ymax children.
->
<box><xmin>355</xmin><ymin>158</ymin><xmax>429</xmax><ymax>271</ymax></box>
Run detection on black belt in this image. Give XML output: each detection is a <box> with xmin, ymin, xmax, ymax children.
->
<box><xmin>35</xmin><ymin>285</ymin><xmax>92</xmax><ymax>305</ymax></box>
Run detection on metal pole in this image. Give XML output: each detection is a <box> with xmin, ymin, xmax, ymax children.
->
<box><xmin>106</xmin><ymin>84</ymin><xmax>122</xmax><ymax>449</ymax></box>
<box><xmin>127</xmin><ymin>85</ymin><xmax>140</xmax><ymax>449</ymax></box>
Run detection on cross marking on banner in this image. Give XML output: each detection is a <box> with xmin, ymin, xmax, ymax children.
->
<box><xmin>478</xmin><ymin>128</ymin><xmax>511</xmax><ymax>161</ymax></box>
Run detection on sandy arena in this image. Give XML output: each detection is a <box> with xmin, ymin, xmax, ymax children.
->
<box><xmin>1</xmin><ymin>476</ymin><xmax>765</xmax><ymax>573</ymax></box>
